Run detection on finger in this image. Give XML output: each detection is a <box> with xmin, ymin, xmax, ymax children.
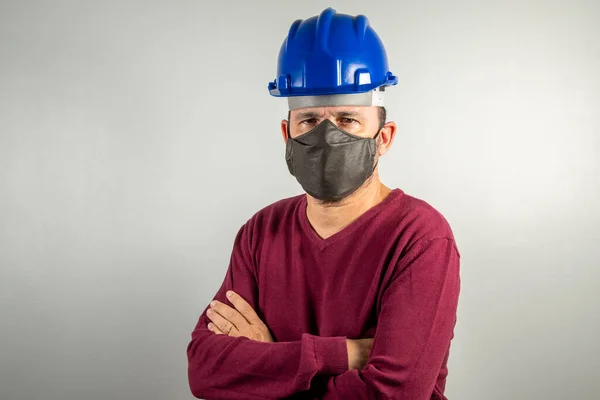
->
<box><xmin>208</xmin><ymin>320</ymin><xmax>238</xmax><ymax>337</ymax></box>
<box><xmin>206</xmin><ymin>307</ymin><xmax>237</xmax><ymax>335</ymax></box>
<box><xmin>210</xmin><ymin>300</ymin><xmax>247</xmax><ymax>330</ymax></box>
<box><xmin>207</xmin><ymin>322</ymin><xmax>225</xmax><ymax>335</ymax></box>
<box><xmin>225</xmin><ymin>291</ymin><xmax>262</xmax><ymax>325</ymax></box>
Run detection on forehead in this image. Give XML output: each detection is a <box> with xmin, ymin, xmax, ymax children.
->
<box><xmin>290</xmin><ymin>106</ymin><xmax>376</xmax><ymax>119</ymax></box>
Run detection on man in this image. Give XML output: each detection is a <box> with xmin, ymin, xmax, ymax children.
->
<box><xmin>187</xmin><ymin>7</ymin><xmax>460</xmax><ymax>400</ymax></box>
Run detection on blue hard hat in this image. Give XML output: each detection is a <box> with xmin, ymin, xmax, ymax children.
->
<box><xmin>268</xmin><ymin>7</ymin><xmax>397</xmax><ymax>97</ymax></box>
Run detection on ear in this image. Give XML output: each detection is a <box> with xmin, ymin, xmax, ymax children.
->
<box><xmin>377</xmin><ymin>121</ymin><xmax>397</xmax><ymax>157</ymax></box>
<box><xmin>280</xmin><ymin>119</ymin><xmax>289</xmax><ymax>143</ymax></box>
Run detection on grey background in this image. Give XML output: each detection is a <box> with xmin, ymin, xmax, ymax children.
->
<box><xmin>1</xmin><ymin>1</ymin><xmax>599</xmax><ymax>399</ymax></box>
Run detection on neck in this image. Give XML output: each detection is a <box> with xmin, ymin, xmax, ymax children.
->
<box><xmin>305</xmin><ymin>170</ymin><xmax>392</xmax><ymax>239</ymax></box>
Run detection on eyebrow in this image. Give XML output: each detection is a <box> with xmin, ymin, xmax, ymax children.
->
<box><xmin>296</xmin><ymin>110</ymin><xmax>323</xmax><ymax>119</ymax></box>
<box><xmin>335</xmin><ymin>110</ymin><xmax>363</xmax><ymax>118</ymax></box>
<box><xmin>295</xmin><ymin>110</ymin><xmax>364</xmax><ymax>120</ymax></box>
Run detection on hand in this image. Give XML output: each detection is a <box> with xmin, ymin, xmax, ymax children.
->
<box><xmin>346</xmin><ymin>338</ymin><xmax>374</xmax><ymax>370</ymax></box>
<box><xmin>206</xmin><ymin>290</ymin><xmax>274</xmax><ymax>343</ymax></box>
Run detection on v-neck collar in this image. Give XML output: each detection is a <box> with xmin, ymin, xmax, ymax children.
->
<box><xmin>297</xmin><ymin>188</ymin><xmax>404</xmax><ymax>251</ymax></box>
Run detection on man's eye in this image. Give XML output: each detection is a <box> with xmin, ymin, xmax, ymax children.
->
<box><xmin>340</xmin><ymin>118</ymin><xmax>358</xmax><ymax>124</ymax></box>
<box><xmin>300</xmin><ymin>118</ymin><xmax>318</xmax><ymax>125</ymax></box>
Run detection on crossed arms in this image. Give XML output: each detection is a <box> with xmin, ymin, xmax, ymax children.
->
<box><xmin>187</xmin><ymin>225</ymin><xmax>460</xmax><ymax>400</ymax></box>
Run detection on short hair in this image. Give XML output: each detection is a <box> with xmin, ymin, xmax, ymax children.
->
<box><xmin>378</xmin><ymin>106</ymin><xmax>387</xmax><ymax>128</ymax></box>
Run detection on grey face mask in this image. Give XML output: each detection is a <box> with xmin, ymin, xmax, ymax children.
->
<box><xmin>285</xmin><ymin>119</ymin><xmax>381</xmax><ymax>201</ymax></box>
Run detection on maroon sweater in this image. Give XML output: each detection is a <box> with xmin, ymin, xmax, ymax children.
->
<box><xmin>187</xmin><ymin>188</ymin><xmax>460</xmax><ymax>400</ymax></box>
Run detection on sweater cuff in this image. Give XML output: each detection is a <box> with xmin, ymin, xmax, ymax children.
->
<box><xmin>312</xmin><ymin>335</ymin><xmax>349</xmax><ymax>375</ymax></box>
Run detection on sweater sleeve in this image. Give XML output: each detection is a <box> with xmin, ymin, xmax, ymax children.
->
<box><xmin>186</xmin><ymin>222</ymin><xmax>349</xmax><ymax>400</ymax></box>
<box><xmin>303</xmin><ymin>237</ymin><xmax>460</xmax><ymax>400</ymax></box>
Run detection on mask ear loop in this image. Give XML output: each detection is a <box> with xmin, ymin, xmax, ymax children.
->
<box><xmin>374</xmin><ymin>120</ymin><xmax>385</xmax><ymax>139</ymax></box>
<box><xmin>372</xmin><ymin>120</ymin><xmax>385</xmax><ymax>171</ymax></box>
